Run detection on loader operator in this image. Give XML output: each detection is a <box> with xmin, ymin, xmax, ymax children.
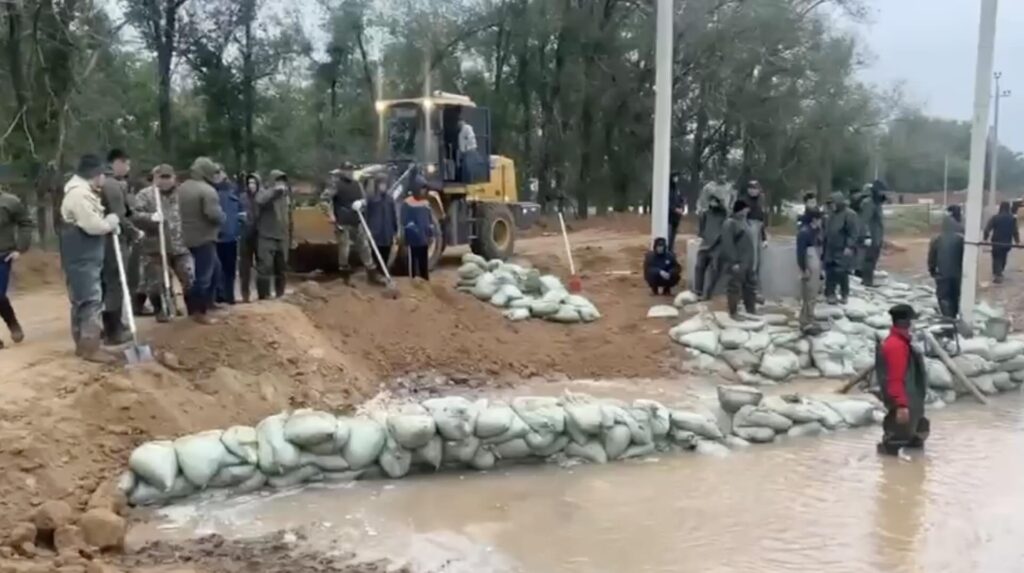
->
<box><xmin>321</xmin><ymin>163</ymin><xmax>372</xmax><ymax>284</ymax></box>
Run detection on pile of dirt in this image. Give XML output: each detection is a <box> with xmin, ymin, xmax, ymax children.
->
<box><xmin>9</xmin><ymin>250</ymin><xmax>63</xmax><ymax>293</ymax></box>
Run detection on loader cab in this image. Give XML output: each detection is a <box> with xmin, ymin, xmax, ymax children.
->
<box><xmin>378</xmin><ymin>92</ymin><xmax>491</xmax><ymax>187</ymax></box>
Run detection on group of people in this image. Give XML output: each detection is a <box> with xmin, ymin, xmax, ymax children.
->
<box><xmin>52</xmin><ymin>150</ymin><xmax>298</xmax><ymax>362</ymax></box>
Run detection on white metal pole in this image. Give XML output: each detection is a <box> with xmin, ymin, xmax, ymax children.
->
<box><xmin>943</xmin><ymin>154</ymin><xmax>949</xmax><ymax>207</ymax></box>
<box><xmin>649</xmin><ymin>0</ymin><xmax>673</xmax><ymax>241</ymax></box>
<box><xmin>988</xmin><ymin>72</ymin><xmax>1001</xmax><ymax>211</ymax></box>
<box><xmin>961</xmin><ymin>0</ymin><xmax>1000</xmax><ymax>325</ymax></box>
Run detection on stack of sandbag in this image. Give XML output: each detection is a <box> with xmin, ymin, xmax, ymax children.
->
<box><xmin>923</xmin><ymin>336</ymin><xmax>1024</xmax><ymax>398</ymax></box>
<box><xmin>670</xmin><ymin>274</ymin><xmax>1017</xmax><ymax>385</ymax></box>
<box><xmin>455</xmin><ymin>253</ymin><xmax>601</xmax><ymax>323</ymax></box>
<box><xmin>716</xmin><ymin>384</ymin><xmax>880</xmax><ymax>444</ymax></box>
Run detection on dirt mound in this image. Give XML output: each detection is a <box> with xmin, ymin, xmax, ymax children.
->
<box><xmin>9</xmin><ymin>250</ymin><xmax>63</xmax><ymax>292</ymax></box>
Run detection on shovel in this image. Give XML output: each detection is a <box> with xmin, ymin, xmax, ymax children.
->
<box><xmin>355</xmin><ymin>210</ymin><xmax>400</xmax><ymax>299</ymax></box>
<box><xmin>558</xmin><ymin>212</ymin><xmax>582</xmax><ymax>293</ymax></box>
<box><xmin>154</xmin><ymin>194</ymin><xmax>178</xmax><ymax>319</ymax></box>
<box><xmin>112</xmin><ymin>231</ymin><xmax>154</xmax><ymax>364</ymax></box>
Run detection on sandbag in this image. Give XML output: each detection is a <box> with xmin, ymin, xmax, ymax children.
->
<box><xmin>422</xmin><ymin>397</ymin><xmax>478</xmax><ymax>441</ymax></box>
<box><xmin>787</xmin><ymin>422</ymin><xmax>825</xmax><ymax>438</ymax></box>
<box><xmin>541</xmin><ymin>289</ymin><xmax>569</xmax><ymax>304</ymax></box>
<box><xmin>991</xmin><ymin>340</ymin><xmax>1024</xmax><ymax>363</ymax></box>
<box><xmin>971</xmin><ymin>374</ymin><xmax>998</xmax><ymax>395</ymax></box>
<box><xmin>579</xmin><ymin>306</ymin><xmax>602</xmax><ymax>323</ymax></box>
<box><xmin>413</xmin><ymin>436</ymin><xmax>444</xmax><ymax>470</ymax></box>
<box><xmin>565</xmin><ymin>403</ymin><xmax>606</xmax><ymax>444</ymax></box>
<box><xmin>758</xmin><ymin>348</ymin><xmax>800</xmax><ymax>381</ymax></box>
<box><xmin>174</xmin><ymin>430</ymin><xmax>238</xmax><ymax>489</ymax></box>
<box><xmin>632</xmin><ymin>399</ymin><xmax>672</xmax><ymax>440</ymax></box>
<box><xmin>494</xmin><ymin>438</ymin><xmax>533</xmax><ymax>460</ymax></box>
<box><xmin>721</xmin><ymin>349</ymin><xmax>760</xmax><ymax>372</ymax></box>
<box><xmin>924</xmin><ymin>358</ymin><xmax>954</xmax><ymax>390</ymax></box>
<box><xmin>864</xmin><ymin>313</ymin><xmax>892</xmax><ymax>329</ymax></box>
<box><xmin>843</xmin><ymin>298</ymin><xmax>876</xmax><ymax>321</ymax></box>
<box><xmin>732</xmin><ymin>426</ymin><xmax>775</xmax><ymax>444</ymax></box>
<box><xmin>232</xmin><ymin>471</ymin><xmax>268</xmax><ymax>495</ymax></box>
<box><xmin>298</xmin><ymin>452</ymin><xmax>350</xmax><ymax>472</ymax></box>
<box><xmin>958</xmin><ymin>337</ymin><xmax>995</xmax><ymax>361</ymax></box>
<box><xmin>457</xmin><ymin>263</ymin><xmax>484</xmax><ymax>280</ymax></box>
<box><xmin>565</xmin><ymin>295</ymin><xmax>597</xmax><ymax>312</ymax></box>
<box><xmin>504</xmin><ymin>308</ymin><xmax>531</xmax><ymax>321</ymax></box>
<box><xmin>443</xmin><ymin>436</ymin><xmax>481</xmax><ymax>465</ymax></box>
<box><xmin>670</xmin><ymin>411</ymin><xmax>724</xmax><ymax>440</ymax></box>
<box><xmin>129</xmin><ymin>475</ymin><xmax>196</xmax><ymax>507</ymax></box>
<box><xmin>267</xmin><ymin>465</ymin><xmax>323</xmax><ymax>489</ymax></box>
<box><xmin>744</xmin><ymin>332</ymin><xmax>771</xmax><ymax>354</ymax></box>
<box><xmin>378</xmin><ymin>438</ymin><xmax>413</xmax><ymax>479</ymax></box>
<box><xmin>472</xmin><ymin>273</ymin><xmax>499</xmax><ymax>300</ymax></box>
<box><xmin>129</xmin><ymin>440</ymin><xmax>179</xmax><ymax>492</ymax></box>
<box><xmin>826</xmin><ymin>400</ymin><xmax>877</xmax><ymax>427</ymax></box>
<box><xmin>648</xmin><ymin>305</ymin><xmax>680</xmax><ymax>319</ymax></box>
<box><xmin>221</xmin><ymin>426</ymin><xmax>259</xmax><ymax>465</ymax></box>
<box><xmin>733</xmin><ymin>405</ymin><xmax>793</xmax><ymax>433</ymax></box>
<box><xmin>669</xmin><ymin>429</ymin><xmax>698</xmax><ymax>448</ymax></box>
<box><xmin>490</xmin><ymin>284</ymin><xmax>524</xmax><ymax>308</ymax></box>
<box><xmin>715</xmin><ymin>312</ymin><xmax>766</xmax><ymax>332</ymax></box>
<box><xmin>565</xmin><ymin>440</ymin><xmax>608</xmax><ymax>464</ymax></box>
<box><xmin>524</xmin><ymin>430</ymin><xmax>557</xmax><ymax>451</ymax></box>
<box><xmin>531</xmin><ymin>434</ymin><xmax>571</xmax><ymax>457</ymax></box>
<box><xmin>602</xmin><ymin>425</ymin><xmax>632</xmax><ymax>460</ymax></box>
<box><xmin>342</xmin><ymin>417</ymin><xmax>387</xmax><ymax>470</ymax></box>
<box><xmin>475</xmin><ymin>404</ymin><xmax>515</xmax><ymax>438</ymax></box>
<box><xmin>529</xmin><ymin>300</ymin><xmax>560</xmax><ymax>318</ymax></box>
<box><xmin>462</xmin><ymin>253</ymin><xmax>487</xmax><ymax>269</ymax></box>
<box><xmin>813</xmin><ymin>353</ymin><xmax>850</xmax><ymax>379</ymax></box>
<box><xmin>760</xmin><ymin>396</ymin><xmax>822</xmax><ymax>424</ymax></box>
<box><xmin>512</xmin><ymin>397</ymin><xmax>566</xmax><ymax>434</ymax></box>
<box><xmin>952</xmin><ymin>353</ymin><xmax>989</xmax><ymax>378</ymax></box>
<box><xmin>762</xmin><ymin>314</ymin><xmax>788</xmax><ymax>327</ymax></box>
<box><xmin>725</xmin><ymin>436</ymin><xmax>751</xmax><ymax>449</ymax></box>
<box><xmin>720</xmin><ymin>328</ymin><xmax>750</xmax><ymax>350</ymax></box>
<box><xmin>621</xmin><ymin>442</ymin><xmax>657</xmax><ymax>459</ymax></box>
<box><xmin>992</xmin><ymin>372</ymin><xmax>1016</xmax><ymax>392</ymax></box>
<box><xmin>539</xmin><ymin>275</ymin><xmax>565</xmax><ymax>294</ymax></box>
<box><xmin>669</xmin><ymin>315</ymin><xmax>708</xmax><ymax>339</ymax></box>
<box><xmin>492</xmin><ymin>269</ymin><xmax>518</xmax><ymax>287</ymax></box>
<box><xmin>548</xmin><ymin>305</ymin><xmax>583</xmax><ymax>324</ymax></box>
<box><xmin>284</xmin><ymin>410</ymin><xmax>338</xmax><ymax>447</ymax></box>
<box><xmin>695</xmin><ymin>440</ymin><xmax>730</xmax><ymax>457</ymax></box>
<box><xmin>1012</xmin><ymin>369</ymin><xmax>1024</xmax><ymax>383</ymax></box>
<box><xmin>716</xmin><ymin>385</ymin><xmax>763</xmax><ymax>414</ymax></box>
<box><xmin>469</xmin><ymin>447</ymin><xmax>497</xmax><ymax>470</ymax></box>
<box><xmin>386</xmin><ymin>405</ymin><xmax>437</xmax><ymax>450</ymax></box>
<box><xmin>679</xmin><ymin>330</ymin><xmax>721</xmax><ymax>356</ymax></box>
<box><xmin>257</xmin><ymin>414</ymin><xmax>301</xmax><ymax>475</ymax></box>
<box><xmin>674</xmin><ymin>291</ymin><xmax>699</xmax><ymax>307</ymax></box>
<box><xmin>509</xmin><ymin>297</ymin><xmax>534</xmax><ymax>310</ymax></box>
<box><xmin>623</xmin><ymin>408</ymin><xmax>654</xmax><ymax>446</ymax></box>
<box><xmin>997</xmin><ymin>355</ymin><xmax>1024</xmax><ymax>372</ymax></box>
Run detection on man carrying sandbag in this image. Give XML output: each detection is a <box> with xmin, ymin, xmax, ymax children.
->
<box><xmin>720</xmin><ymin>199</ymin><xmax>757</xmax><ymax>319</ymax></box>
<box><xmin>983</xmin><ymin>201</ymin><xmax>1020</xmax><ymax>284</ymax></box>
<box><xmin>875</xmin><ymin>304</ymin><xmax>929</xmax><ymax>456</ymax></box>
<box><xmin>928</xmin><ymin>213</ymin><xmax>964</xmax><ymax>319</ymax></box>
<box><xmin>823</xmin><ymin>191</ymin><xmax>860</xmax><ymax>305</ymax></box>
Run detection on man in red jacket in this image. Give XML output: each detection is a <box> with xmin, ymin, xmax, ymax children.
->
<box><xmin>876</xmin><ymin>304</ymin><xmax>930</xmax><ymax>456</ymax></box>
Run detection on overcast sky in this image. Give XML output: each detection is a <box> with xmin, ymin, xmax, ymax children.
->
<box><xmin>854</xmin><ymin>0</ymin><xmax>1024</xmax><ymax>152</ymax></box>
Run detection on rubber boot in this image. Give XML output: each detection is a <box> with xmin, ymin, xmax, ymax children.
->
<box><xmin>77</xmin><ymin>336</ymin><xmax>117</xmax><ymax>364</ymax></box>
<box><xmin>274</xmin><ymin>275</ymin><xmax>286</xmax><ymax>298</ymax></box>
<box><xmin>152</xmin><ymin>295</ymin><xmax>170</xmax><ymax>323</ymax></box>
<box><xmin>102</xmin><ymin>312</ymin><xmax>132</xmax><ymax>346</ymax></box>
<box><xmin>256</xmin><ymin>279</ymin><xmax>271</xmax><ymax>300</ymax></box>
<box><xmin>0</xmin><ymin>298</ymin><xmax>22</xmax><ymax>343</ymax></box>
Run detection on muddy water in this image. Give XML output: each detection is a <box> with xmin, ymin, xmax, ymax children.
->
<box><xmin>132</xmin><ymin>385</ymin><xmax>1024</xmax><ymax>573</ymax></box>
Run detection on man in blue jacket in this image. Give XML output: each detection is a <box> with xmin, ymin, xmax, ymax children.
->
<box><xmin>401</xmin><ymin>184</ymin><xmax>435</xmax><ymax>280</ymax></box>
<box><xmin>213</xmin><ymin>165</ymin><xmax>245</xmax><ymax>304</ymax></box>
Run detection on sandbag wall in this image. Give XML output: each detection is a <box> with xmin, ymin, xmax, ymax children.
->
<box><xmin>454</xmin><ymin>253</ymin><xmax>601</xmax><ymax>323</ymax></box>
<box><xmin>670</xmin><ymin>273</ymin><xmax>1023</xmax><ymax>402</ymax></box>
<box><xmin>122</xmin><ymin>390</ymin><xmax>884</xmax><ymax>507</ymax></box>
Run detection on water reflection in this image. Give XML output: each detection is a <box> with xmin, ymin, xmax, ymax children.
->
<box><xmin>875</xmin><ymin>456</ymin><xmax>926</xmax><ymax>573</ymax></box>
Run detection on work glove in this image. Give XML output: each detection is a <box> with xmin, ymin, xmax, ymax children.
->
<box><xmin>864</xmin><ymin>238</ymin><xmax>872</xmax><ymax>247</ymax></box>
<box><xmin>659</xmin><ymin>270</ymin><xmax>671</xmax><ymax>280</ymax></box>
<box><xmin>104</xmin><ymin>214</ymin><xmax>120</xmax><ymax>232</ymax></box>
<box><xmin>352</xmin><ymin>199</ymin><xmax>366</xmax><ymax>212</ymax></box>
<box><xmin>151</xmin><ymin>212</ymin><xmax>163</xmax><ymax>223</ymax></box>
<box><xmin>4</xmin><ymin>251</ymin><xmax>19</xmax><ymax>262</ymax></box>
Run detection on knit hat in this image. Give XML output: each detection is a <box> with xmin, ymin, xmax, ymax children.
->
<box><xmin>190</xmin><ymin>157</ymin><xmax>219</xmax><ymax>182</ymax></box>
<box><xmin>733</xmin><ymin>198</ymin><xmax>748</xmax><ymax>214</ymax></box>
<box><xmin>76</xmin><ymin>154</ymin><xmax>104</xmax><ymax>179</ymax></box>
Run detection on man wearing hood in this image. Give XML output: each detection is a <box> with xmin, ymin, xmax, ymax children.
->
<box><xmin>255</xmin><ymin>170</ymin><xmax>292</xmax><ymax>298</ymax></box>
<box><xmin>693</xmin><ymin>191</ymin><xmax>727</xmax><ymax>299</ymax></box>
<box><xmin>363</xmin><ymin>174</ymin><xmax>397</xmax><ymax>283</ymax></box>
<box><xmin>0</xmin><ymin>185</ymin><xmax>34</xmax><ymax>349</ymax></box>
<box><xmin>720</xmin><ymin>199</ymin><xmax>757</xmax><ymax>318</ymax></box>
<box><xmin>213</xmin><ymin>164</ymin><xmax>246</xmax><ymax>304</ymax></box>
<box><xmin>321</xmin><ymin>164</ymin><xmax>371</xmax><ymax>283</ymax></box>
<box><xmin>131</xmin><ymin>164</ymin><xmax>194</xmax><ymax>322</ymax></box>
<box><xmin>667</xmin><ymin>172</ymin><xmax>683</xmax><ymax>253</ymax></box>
<box><xmin>736</xmin><ymin>179</ymin><xmax>768</xmax><ymax>299</ymax></box>
<box><xmin>984</xmin><ymin>201</ymin><xmax>1020</xmax><ymax>284</ymax></box>
<box><xmin>859</xmin><ymin>180</ymin><xmax>887</xmax><ymax>287</ymax></box>
<box><xmin>644</xmin><ymin>237</ymin><xmax>681</xmax><ymax>296</ymax></box>
<box><xmin>99</xmin><ymin>149</ymin><xmax>138</xmax><ymax>345</ymax></box>
<box><xmin>238</xmin><ymin>173</ymin><xmax>261</xmax><ymax>302</ymax></box>
<box><xmin>797</xmin><ymin>208</ymin><xmax>825</xmax><ymax>335</ymax></box>
<box><xmin>823</xmin><ymin>191</ymin><xmax>860</xmax><ymax>305</ymax></box>
<box><xmin>928</xmin><ymin>214</ymin><xmax>965</xmax><ymax>319</ymax></box>
<box><xmin>177</xmin><ymin>157</ymin><xmax>226</xmax><ymax>324</ymax></box>
<box><xmin>60</xmin><ymin>154</ymin><xmax>121</xmax><ymax>362</ymax></box>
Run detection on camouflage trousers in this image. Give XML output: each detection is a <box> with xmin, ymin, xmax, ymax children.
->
<box><xmin>143</xmin><ymin>252</ymin><xmax>195</xmax><ymax>298</ymax></box>
<box><xmin>335</xmin><ymin>223</ymin><xmax>372</xmax><ymax>271</ymax></box>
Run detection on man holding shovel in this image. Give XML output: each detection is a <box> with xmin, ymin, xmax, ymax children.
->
<box><xmin>321</xmin><ymin>164</ymin><xmax>372</xmax><ymax>285</ymax></box>
<box><xmin>133</xmin><ymin>165</ymin><xmax>193</xmax><ymax>323</ymax></box>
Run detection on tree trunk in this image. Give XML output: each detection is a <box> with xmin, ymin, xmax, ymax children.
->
<box><xmin>157</xmin><ymin>0</ymin><xmax>177</xmax><ymax>156</ymax></box>
<box><xmin>242</xmin><ymin>0</ymin><xmax>256</xmax><ymax>171</ymax></box>
<box><xmin>688</xmin><ymin>87</ymin><xmax>709</xmax><ymax>213</ymax></box>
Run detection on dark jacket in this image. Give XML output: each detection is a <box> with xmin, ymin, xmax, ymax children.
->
<box><xmin>100</xmin><ymin>175</ymin><xmax>137</xmax><ymax>237</ymax></box>
<box><xmin>177</xmin><ymin>158</ymin><xmax>226</xmax><ymax>248</ymax></box>
<box><xmin>401</xmin><ymin>197</ymin><xmax>434</xmax><ymax>248</ymax></box>
<box><xmin>824</xmin><ymin>193</ymin><xmax>860</xmax><ymax>264</ymax></box>
<box><xmin>365</xmin><ymin>192</ymin><xmax>397</xmax><ymax>247</ymax></box>
<box><xmin>859</xmin><ymin>197</ymin><xmax>884</xmax><ymax>245</ymax></box>
<box><xmin>0</xmin><ymin>191</ymin><xmax>34</xmax><ymax>256</ymax></box>
<box><xmin>876</xmin><ymin>327</ymin><xmax>927</xmax><ymax>422</ymax></box>
<box><xmin>984</xmin><ymin>206</ymin><xmax>1019</xmax><ymax>247</ymax></box>
<box><xmin>928</xmin><ymin>215</ymin><xmax>964</xmax><ymax>280</ymax></box>
<box><xmin>737</xmin><ymin>190</ymin><xmax>766</xmax><ymax>223</ymax></box>
<box><xmin>796</xmin><ymin>223</ymin><xmax>822</xmax><ymax>273</ymax></box>
<box><xmin>644</xmin><ymin>238</ymin><xmax>680</xmax><ymax>284</ymax></box>
<box><xmin>240</xmin><ymin>174</ymin><xmax>261</xmax><ymax>242</ymax></box>
<box><xmin>255</xmin><ymin>170</ymin><xmax>291</xmax><ymax>241</ymax></box>
<box><xmin>668</xmin><ymin>179</ymin><xmax>683</xmax><ymax>225</ymax></box>
<box><xmin>323</xmin><ymin>174</ymin><xmax>365</xmax><ymax>227</ymax></box>
<box><xmin>215</xmin><ymin>180</ymin><xmax>245</xmax><ymax>243</ymax></box>
<box><xmin>698</xmin><ymin>206</ymin><xmax>727</xmax><ymax>253</ymax></box>
<box><xmin>720</xmin><ymin>215</ymin><xmax>755</xmax><ymax>270</ymax></box>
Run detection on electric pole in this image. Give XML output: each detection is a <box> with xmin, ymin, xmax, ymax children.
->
<box><xmin>649</xmin><ymin>0</ymin><xmax>673</xmax><ymax>241</ymax></box>
<box><xmin>988</xmin><ymin>71</ymin><xmax>1011</xmax><ymax>210</ymax></box>
<box><xmin>943</xmin><ymin>154</ymin><xmax>949</xmax><ymax>207</ymax></box>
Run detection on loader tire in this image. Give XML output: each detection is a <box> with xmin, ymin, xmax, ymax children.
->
<box><xmin>471</xmin><ymin>204</ymin><xmax>515</xmax><ymax>261</ymax></box>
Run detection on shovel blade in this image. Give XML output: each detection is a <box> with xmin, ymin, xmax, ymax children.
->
<box><xmin>124</xmin><ymin>344</ymin><xmax>155</xmax><ymax>365</ymax></box>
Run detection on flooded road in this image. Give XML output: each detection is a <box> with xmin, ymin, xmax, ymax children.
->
<box><xmin>132</xmin><ymin>389</ymin><xmax>1024</xmax><ymax>573</ymax></box>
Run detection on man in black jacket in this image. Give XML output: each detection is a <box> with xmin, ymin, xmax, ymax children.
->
<box><xmin>928</xmin><ymin>215</ymin><xmax>965</xmax><ymax>319</ymax></box>
<box><xmin>321</xmin><ymin>164</ymin><xmax>371</xmax><ymax>284</ymax></box>
<box><xmin>693</xmin><ymin>192</ymin><xmax>727</xmax><ymax>299</ymax></box>
<box><xmin>984</xmin><ymin>201</ymin><xmax>1020</xmax><ymax>284</ymax></box>
<box><xmin>667</xmin><ymin>172</ymin><xmax>683</xmax><ymax>253</ymax></box>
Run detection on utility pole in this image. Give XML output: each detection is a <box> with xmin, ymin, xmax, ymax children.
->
<box><xmin>943</xmin><ymin>154</ymin><xmax>950</xmax><ymax>207</ymax></box>
<box><xmin>988</xmin><ymin>71</ymin><xmax>1011</xmax><ymax>211</ymax></box>
<box><xmin>649</xmin><ymin>0</ymin><xmax>673</xmax><ymax>241</ymax></box>
<box><xmin>961</xmin><ymin>0</ymin><xmax>1000</xmax><ymax>325</ymax></box>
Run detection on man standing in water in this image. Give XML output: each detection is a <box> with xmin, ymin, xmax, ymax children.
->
<box><xmin>876</xmin><ymin>304</ymin><xmax>929</xmax><ymax>456</ymax></box>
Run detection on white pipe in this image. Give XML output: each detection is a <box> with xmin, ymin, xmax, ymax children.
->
<box><xmin>961</xmin><ymin>0</ymin><xmax>1000</xmax><ymax>325</ymax></box>
<box><xmin>558</xmin><ymin>213</ymin><xmax>576</xmax><ymax>275</ymax></box>
<box><xmin>649</xmin><ymin>0</ymin><xmax>673</xmax><ymax>241</ymax></box>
